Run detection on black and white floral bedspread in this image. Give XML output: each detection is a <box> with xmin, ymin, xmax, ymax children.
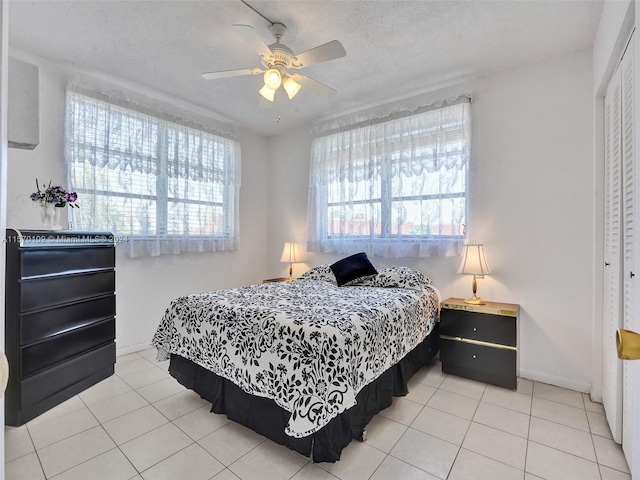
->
<box><xmin>151</xmin><ymin>266</ymin><xmax>439</xmax><ymax>438</ymax></box>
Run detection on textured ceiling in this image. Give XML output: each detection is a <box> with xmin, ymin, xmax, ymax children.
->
<box><xmin>9</xmin><ymin>0</ymin><xmax>603</xmax><ymax>137</ymax></box>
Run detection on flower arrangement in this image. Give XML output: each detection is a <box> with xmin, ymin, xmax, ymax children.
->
<box><xmin>30</xmin><ymin>179</ymin><xmax>79</xmax><ymax>208</ymax></box>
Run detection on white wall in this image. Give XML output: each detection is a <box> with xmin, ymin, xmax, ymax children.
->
<box><xmin>268</xmin><ymin>48</ymin><xmax>595</xmax><ymax>392</ymax></box>
<box><xmin>6</xmin><ymin>53</ymin><xmax>270</xmax><ymax>354</ymax></box>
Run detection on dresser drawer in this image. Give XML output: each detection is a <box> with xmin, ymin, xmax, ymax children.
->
<box><xmin>20</xmin><ymin>270</ymin><xmax>115</xmax><ymax>312</ymax></box>
<box><xmin>21</xmin><ymin>318</ymin><xmax>115</xmax><ymax>377</ymax></box>
<box><xmin>20</xmin><ymin>294</ymin><xmax>115</xmax><ymax>345</ymax></box>
<box><xmin>440</xmin><ymin>309</ymin><xmax>516</xmax><ymax>347</ymax></box>
<box><xmin>440</xmin><ymin>338</ymin><xmax>516</xmax><ymax>389</ymax></box>
<box><xmin>20</xmin><ymin>342</ymin><xmax>116</xmax><ymax>409</ymax></box>
<box><xmin>20</xmin><ymin>246</ymin><xmax>114</xmax><ymax>277</ymax></box>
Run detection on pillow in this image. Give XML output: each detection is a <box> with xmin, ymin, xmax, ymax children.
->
<box><xmin>299</xmin><ymin>264</ymin><xmax>337</xmax><ymax>284</ymax></box>
<box><xmin>330</xmin><ymin>252</ymin><xmax>378</xmax><ymax>287</ymax></box>
<box><xmin>351</xmin><ymin>266</ymin><xmax>432</xmax><ymax>291</ymax></box>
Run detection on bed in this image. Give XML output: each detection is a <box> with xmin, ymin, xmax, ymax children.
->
<box><xmin>151</xmin><ymin>262</ymin><xmax>440</xmax><ymax>462</ymax></box>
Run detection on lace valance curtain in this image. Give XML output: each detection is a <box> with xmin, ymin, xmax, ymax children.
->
<box><xmin>307</xmin><ymin>96</ymin><xmax>471</xmax><ymax>258</ymax></box>
<box><xmin>64</xmin><ymin>82</ymin><xmax>241</xmax><ymax>258</ymax></box>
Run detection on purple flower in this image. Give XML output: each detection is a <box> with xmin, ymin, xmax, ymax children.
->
<box><xmin>30</xmin><ymin>179</ymin><xmax>79</xmax><ymax>208</ymax></box>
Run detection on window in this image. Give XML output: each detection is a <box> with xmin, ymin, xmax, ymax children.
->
<box><xmin>307</xmin><ymin>97</ymin><xmax>470</xmax><ymax>258</ymax></box>
<box><xmin>64</xmin><ymin>83</ymin><xmax>240</xmax><ymax>257</ymax></box>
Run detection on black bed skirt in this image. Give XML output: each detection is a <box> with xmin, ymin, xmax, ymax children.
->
<box><xmin>168</xmin><ymin>322</ymin><xmax>439</xmax><ymax>463</ymax></box>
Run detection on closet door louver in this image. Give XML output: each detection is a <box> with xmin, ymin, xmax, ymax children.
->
<box><xmin>603</xmin><ymin>62</ymin><xmax>623</xmax><ymax>444</ymax></box>
<box><xmin>620</xmin><ymin>35</ymin><xmax>635</xmax><ymax>463</ymax></box>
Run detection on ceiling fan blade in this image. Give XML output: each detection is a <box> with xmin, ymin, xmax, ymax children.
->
<box><xmin>232</xmin><ymin>24</ymin><xmax>273</xmax><ymax>59</ymax></box>
<box><xmin>293</xmin><ymin>40</ymin><xmax>346</xmax><ymax>68</ymax></box>
<box><xmin>202</xmin><ymin>68</ymin><xmax>262</xmax><ymax>80</ymax></box>
<box><xmin>292</xmin><ymin>74</ymin><xmax>337</xmax><ymax>101</ymax></box>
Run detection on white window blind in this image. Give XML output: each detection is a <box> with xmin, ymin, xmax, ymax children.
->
<box><xmin>64</xmin><ymin>83</ymin><xmax>240</xmax><ymax>257</ymax></box>
<box><xmin>307</xmin><ymin>96</ymin><xmax>470</xmax><ymax>258</ymax></box>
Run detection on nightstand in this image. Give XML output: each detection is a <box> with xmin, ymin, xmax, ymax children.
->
<box><xmin>439</xmin><ymin>297</ymin><xmax>520</xmax><ymax>390</ymax></box>
<box><xmin>262</xmin><ymin>277</ymin><xmax>293</xmax><ymax>283</ymax></box>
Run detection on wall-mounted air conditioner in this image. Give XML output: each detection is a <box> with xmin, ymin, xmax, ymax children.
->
<box><xmin>8</xmin><ymin>57</ymin><xmax>39</xmax><ymax>150</ymax></box>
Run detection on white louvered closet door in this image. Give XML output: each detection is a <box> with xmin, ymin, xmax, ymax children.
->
<box><xmin>602</xmin><ymin>33</ymin><xmax>636</xmax><ymax>466</ymax></box>
<box><xmin>603</xmin><ymin>62</ymin><xmax>623</xmax><ymax>444</ymax></box>
<box><xmin>620</xmin><ymin>35</ymin><xmax>635</xmax><ymax>463</ymax></box>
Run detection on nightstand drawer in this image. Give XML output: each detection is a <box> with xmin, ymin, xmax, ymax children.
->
<box><xmin>440</xmin><ymin>309</ymin><xmax>516</xmax><ymax>347</ymax></box>
<box><xmin>440</xmin><ymin>338</ymin><xmax>516</xmax><ymax>390</ymax></box>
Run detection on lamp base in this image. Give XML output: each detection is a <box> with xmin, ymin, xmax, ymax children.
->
<box><xmin>463</xmin><ymin>295</ymin><xmax>486</xmax><ymax>305</ymax></box>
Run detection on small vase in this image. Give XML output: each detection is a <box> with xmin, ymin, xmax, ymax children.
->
<box><xmin>40</xmin><ymin>204</ymin><xmax>55</xmax><ymax>229</ymax></box>
<box><xmin>52</xmin><ymin>207</ymin><xmax>62</xmax><ymax>230</ymax></box>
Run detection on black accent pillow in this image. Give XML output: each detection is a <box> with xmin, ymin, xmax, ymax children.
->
<box><xmin>330</xmin><ymin>252</ymin><xmax>378</xmax><ymax>287</ymax></box>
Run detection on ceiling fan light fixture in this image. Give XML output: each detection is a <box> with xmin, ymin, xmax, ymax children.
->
<box><xmin>259</xmin><ymin>84</ymin><xmax>276</xmax><ymax>102</ymax></box>
<box><xmin>263</xmin><ymin>68</ymin><xmax>282</xmax><ymax>90</ymax></box>
<box><xmin>202</xmin><ymin>23</ymin><xmax>346</xmax><ymax>107</ymax></box>
<box><xmin>283</xmin><ymin>76</ymin><xmax>302</xmax><ymax>99</ymax></box>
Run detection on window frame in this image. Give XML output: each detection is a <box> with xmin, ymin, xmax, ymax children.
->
<box><xmin>64</xmin><ymin>85</ymin><xmax>240</xmax><ymax>255</ymax></box>
<box><xmin>307</xmin><ymin>97</ymin><xmax>470</xmax><ymax>257</ymax></box>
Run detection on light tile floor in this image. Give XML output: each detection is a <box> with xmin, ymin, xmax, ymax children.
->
<box><xmin>4</xmin><ymin>349</ymin><xmax>631</xmax><ymax>480</ymax></box>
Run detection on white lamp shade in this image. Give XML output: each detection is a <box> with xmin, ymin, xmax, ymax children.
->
<box><xmin>263</xmin><ymin>68</ymin><xmax>282</xmax><ymax>89</ymax></box>
<box><xmin>457</xmin><ymin>244</ymin><xmax>491</xmax><ymax>275</ymax></box>
<box><xmin>280</xmin><ymin>242</ymin><xmax>300</xmax><ymax>263</ymax></box>
<box><xmin>258</xmin><ymin>84</ymin><xmax>276</xmax><ymax>102</ymax></box>
<box><xmin>283</xmin><ymin>76</ymin><xmax>302</xmax><ymax>99</ymax></box>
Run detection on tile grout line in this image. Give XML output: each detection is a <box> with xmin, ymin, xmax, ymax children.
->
<box><xmin>71</xmin><ymin>358</ymin><xmax>174</xmax><ymax>478</ymax></box>
<box><xmin>23</xmin><ymin>422</ymin><xmax>47</xmax><ymax>479</ymax></box>
<box><xmin>216</xmin><ymin>435</ymin><xmax>270</xmax><ymax>477</ymax></box>
<box><xmin>522</xmin><ymin>380</ymin><xmax>534</xmax><ymax>479</ymax></box>
<box><xmin>71</xmin><ymin>390</ymin><xmax>139</xmax><ymax>479</ymax></box>
<box><xmin>527</xmin><ymin>439</ymin><xmax>604</xmax><ymax>475</ymax></box>
<box><xmin>366</xmin><ymin>389</ymin><xmax>433</xmax><ymax>479</ymax></box>
<box><xmin>135</xmin><ymin>441</ymin><xmax>197</xmax><ymax>477</ymax></box>
<box><xmin>286</xmin><ymin>458</ymin><xmax>313</xmax><ymax>480</ymax></box>
<box><xmin>450</xmin><ymin>381</ymin><xmax>531</xmax><ymax>478</ymax></box>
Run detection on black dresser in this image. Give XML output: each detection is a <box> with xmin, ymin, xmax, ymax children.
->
<box><xmin>5</xmin><ymin>229</ymin><xmax>116</xmax><ymax>426</ymax></box>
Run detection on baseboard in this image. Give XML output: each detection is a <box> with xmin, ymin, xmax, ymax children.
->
<box><xmin>116</xmin><ymin>342</ymin><xmax>152</xmax><ymax>357</ymax></box>
<box><xmin>519</xmin><ymin>368</ymin><xmax>591</xmax><ymax>394</ymax></box>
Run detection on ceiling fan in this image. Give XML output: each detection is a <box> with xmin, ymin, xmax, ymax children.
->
<box><xmin>202</xmin><ymin>23</ymin><xmax>346</xmax><ymax>102</ymax></box>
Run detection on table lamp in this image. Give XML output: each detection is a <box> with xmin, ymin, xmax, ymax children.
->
<box><xmin>457</xmin><ymin>243</ymin><xmax>491</xmax><ymax>305</ymax></box>
<box><xmin>280</xmin><ymin>242</ymin><xmax>300</xmax><ymax>280</ymax></box>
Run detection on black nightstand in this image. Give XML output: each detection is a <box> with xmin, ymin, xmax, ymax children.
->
<box><xmin>262</xmin><ymin>277</ymin><xmax>293</xmax><ymax>283</ymax></box>
<box><xmin>439</xmin><ymin>297</ymin><xmax>520</xmax><ymax>390</ymax></box>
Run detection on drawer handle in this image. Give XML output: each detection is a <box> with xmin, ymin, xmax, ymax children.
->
<box><xmin>473</xmin><ymin>327</ymin><xmax>477</xmax><ymax>332</ymax></box>
<box><xmin>472</xmin><ymin>355</ymin><xmax>477</xmax><ymax>359</ymax></box>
